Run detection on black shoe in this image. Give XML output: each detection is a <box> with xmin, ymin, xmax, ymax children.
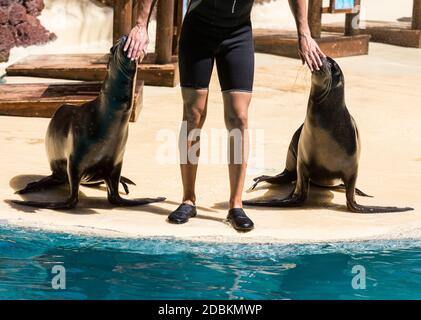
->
<box><xmin>227</xmin><ymin>208</ymin><xmax>254</xmax><ymax>232</ymax></box>
<box><xmin>168</xmin><ymin>203</ymin><xmax>197</xmax><ymax>224</ymax></box>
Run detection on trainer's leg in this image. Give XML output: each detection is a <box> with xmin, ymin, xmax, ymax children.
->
<box><xmin>223</xmin><ymin>91</ymin><xmax>252</xmax><ymax>209</ymax></box>
<box><xmin>179</xmin><ymin>88</ymin><xmax>209</xmax><ymax>206</ymax></box>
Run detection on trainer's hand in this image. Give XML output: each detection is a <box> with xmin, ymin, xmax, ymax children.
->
<box><xmin>124</xmin><ymin>24</ymin><xmax>149</xmax><ymax>61</ymax></box>
<box><xmin>298</xmin><ymin>33</ymin><xmax>326</xmax><ymax>72</ymax></box>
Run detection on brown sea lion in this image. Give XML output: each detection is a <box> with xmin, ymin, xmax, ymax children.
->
<box><xmin>244</xmin><ymin>57</ymin><xmax>413</xmax><ymax>213</ymax></box>
<box><xmin>12</xmin><ymin>35</ymin><xmax>165</xmax><ymax>209</ymax></box>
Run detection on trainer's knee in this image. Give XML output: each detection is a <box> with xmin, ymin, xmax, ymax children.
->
<box><xmin>224</xmin><ymin>112</ymin><xmax>248</xmax><ymax>131</ymax></box>
<box><xmin>183</xmin><ymin>105</ymin><xmax>207</xmax><ymax>128</ymax></box>
<box><xmin>182</xmin><ymin>89</ymin><xmax>208</xmax><ymax>128</ymax></box>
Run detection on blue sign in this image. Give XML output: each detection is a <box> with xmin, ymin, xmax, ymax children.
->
<box><xmin>334</xmin><ymin>0</ymin><xmax>355</xmax><ymax>10</ymax></box>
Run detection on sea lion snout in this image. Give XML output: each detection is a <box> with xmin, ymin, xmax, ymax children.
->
<box><xmin>109</xmin><ymin>35</ymin><xmax>137</xmax><ymax>75</ymax></box>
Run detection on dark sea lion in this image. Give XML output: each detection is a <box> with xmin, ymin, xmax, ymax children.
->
<box><xmin>244</xmin><ymin>57</ymin><xmax>413</xmax><ymax>213</ymax></box>
<box><xmin>13</xmin><ymin>35</ymin><xmax>165</xmax><ymax>209</ymax></box>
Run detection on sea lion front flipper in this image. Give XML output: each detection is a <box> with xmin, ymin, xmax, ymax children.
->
<box><xmin>243</xmin><ymin>194</ymin><xmax>306</xmax><ymax>207</ymax></box>
<box><xmin>106</xmin><ymin>170</ymin><xmax>165</xmax><ymax>207</ymax></box>
<box><xmin>108</xmin><ymin>196</ymin><xmax>167</xmax><ymax>207</ymax></box>
<box><xmin>345</xmin><ymin>175</ymin><xmax>414</xmax><ymax>214</ymax></box>
<box><xmin>13</xmin><ymin>165</ymin><xmax>80</xmax><ymax>210</ymax></box>
<box><xmin>11</xmin><ymin>199</ymin><xmax>78</xmax><ymax>210</ymax></box>
<box><xmin>15</xmin><ymin>175</ymin><xmax>64</xmax><ymax>195</ymax></box>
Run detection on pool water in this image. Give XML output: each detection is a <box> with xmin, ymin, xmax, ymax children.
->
<box><xmin>0</xmin><ymin>225</ymin><xmax>421</xmax><ymax>300</ymax></box>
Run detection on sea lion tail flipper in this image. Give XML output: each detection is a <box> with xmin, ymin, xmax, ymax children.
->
<box><xmin>328</xmin><ymin>184</ymin><xmax>373</xmax><ymax>198</ymax></box>
<box><xmin>354</xmin><ymin>187</ymin><xmax>373</xmax><ymax>198</ymax></box>
<box><xmin>251</xmin><ymin>170</ymin><xmax>295</xmax><ymax>190</ymax></box>
<box><xmin>347</xmin><ymin>200</ymin><xmax>414</xmax><ymax>214</ymax></box>
<box><xmin>109</xmin><ymin>196</ymin><xmax>166</xmax><ymax>207</ymax></box>
<box><xmin>119</xmin><ymin>176</ymin><xmax>136</xmax><ymax>195</ymax></box>
<box><xmin>120</xmin><ymin>176</ymin><xmax>136</xmax><ymax>185</ymax></box>
<box><xmin>15</xmin><ymin>175</ymin><xmax>64</xmax><ymax>195</ymax></box>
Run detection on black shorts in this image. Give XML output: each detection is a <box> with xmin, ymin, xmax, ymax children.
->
<box><xmin>178</xmin><ymin>15</ymin><xmax>255</xmax><ymax>92</ymax></box>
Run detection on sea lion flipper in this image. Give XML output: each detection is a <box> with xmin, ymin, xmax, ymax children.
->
<box><xmin>319</xmin><ymin>184</ymin><xmax>373</xmax><ymax>198</ymax></box>
<box><xmin>108</xmin><ymin>197</ymin><xmax>166</xmax><ymax>207</ymax></box>
<box><xmin>15</xmin><ymin>175</ymin><xmax>64</xmax><ymax>195</ymax></box>
<box><xmin>120</xmin><ymin>180</ymin><xmax>130</xmax><ymax>195</ymax></box>
<box><xmin>120</xmin><ymin>176</ymin><xmax>136</xmax><ymax>186</ymax></box>
<box><xmin>11</xmin><ymin>199</ymin><xmax>77</xmax><ymax>210</ymax></box>
<box><xmin>354</xmin><ymin>187</ymin><xmax>373</xmax><ymax>198</ymax></box>
<box><xmin>243</xmin><ymin>195</ymin><xmax>305</xmax><ymax>208</ymax></box>
<box><xmin>347</xmin><ymin>201</ymin><xmax>414</xmax><ymax>214</ymax></box>
<box><xmin>345</xmin><ymin>176</ymin><xmax>413</xmax><ymax>213</ymax></box>
<box><xmin>119</xmin><ymin>176</ymin><xmax>136</xmax><ymax>195</ymax></box>
<box><xmin>251</xmin><ymin>170</ymin><xmax>296</xmax><ymax>190</ymax></box>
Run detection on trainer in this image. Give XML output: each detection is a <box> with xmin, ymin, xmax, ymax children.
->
<box><xmin>124</xmin><ymin>0</ymin><xmax>325</xmax><ymax>231</ymax></box>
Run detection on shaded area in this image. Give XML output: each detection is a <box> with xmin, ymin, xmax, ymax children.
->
<box><xmin>7</xmin><ymin>174</ymin><xmax>171</xmax><ymax>216</ymax></box>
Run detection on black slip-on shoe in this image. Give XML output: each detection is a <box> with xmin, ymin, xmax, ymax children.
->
<box><xmin>167</xmin><ymin>203</ymin><xmax>197</xmax><ymax>224</ymax></box>
<box><xmin>227</xmin><ymin>208</ymin><xmax>254</xmax><ymax>232</ymax></box>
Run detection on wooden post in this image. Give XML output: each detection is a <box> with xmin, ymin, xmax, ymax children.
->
<box><xmin>172</xmin><ymin>0</ymin><xmax>184</xmax><ymax>55</ymax></box>
<box><xmin>308</xmin><ymin>0</ymin><xmax>323</xmax><ymax>39</ymax></box>
<box><xmin>113</xmin><ymin>0</ymin><xmax>133</xmax><ymax>43</ymax></box>
<box><xmin>413</xmin><ymin>0</ymin><xmax>421</xmax><ymax>30</ymax></box>
<box><xmin>156</xmin><ymin>0</ymin><xmax>174</xmax><ymax>64</ymax></box>
<box><xmin>345</xmin><ymin>0</ymin><xmax>361</xmax><ymax>36</ymax></box>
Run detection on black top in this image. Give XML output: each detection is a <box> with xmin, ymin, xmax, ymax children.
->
<box><xmin>187</xmin><ymin>0</ymin><xmax>254</xmax><ymax>28</ymax></box>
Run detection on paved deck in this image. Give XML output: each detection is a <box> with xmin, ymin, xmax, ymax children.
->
<box><xmin>1</xmin><ymin>43</ymin><xmax>420</xmax><ymax>243</ymax></box>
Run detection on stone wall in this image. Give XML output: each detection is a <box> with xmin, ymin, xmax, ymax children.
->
<box><xmin>0</xmin><ymin>0</ymin><xmax>56</xmax><ymax>62</ymax></box>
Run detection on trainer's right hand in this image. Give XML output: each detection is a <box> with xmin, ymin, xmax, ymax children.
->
<box><xmin>124</xmin><ymin>24</ymin><xmax>149</xmax><ymax>61</ymax></box>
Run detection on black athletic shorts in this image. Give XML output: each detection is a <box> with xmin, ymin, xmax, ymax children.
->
<box><xmin>178</xmin><ymin>14</ymin><xmax>255</xmax><ymax>92</ymax></box>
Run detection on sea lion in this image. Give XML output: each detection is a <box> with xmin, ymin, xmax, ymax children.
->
<box><xmin>12</xmin><ymin>35</ymin><xmax>165</xmax><ymax>209</ymax></box>
<box><xmin>244</xmin><ymin>57</ymin><xmax>413</xmax><ymax>213</ymax></box>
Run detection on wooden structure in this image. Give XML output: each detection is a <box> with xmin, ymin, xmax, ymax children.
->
<box><xmin>1</xmin><ymin>0</ymin><xmax>183</xmax><ymax>122</ymax></box>
<box><xmin>254</xmin><ymin>0</ymin><xmax>371</xmax><ymax>59</ymax></box>
<box><xmin>7</xmin><ymin>0</ymin><xmax>183</xmax><ymax>86</ymax></box>
<box><xmin>6</xmin><ymin>53</ymin><xmax>179</xmax><ymax>87</ymax></box>
<box><xmin>0</xmin><ymin>81</ymin><xmax>144</xmax><ymax>122</ymax></box>
<box><xmin>322</xmin><ymin>0</ymin><xmax>421</xmax><ymax>48</ymax></box>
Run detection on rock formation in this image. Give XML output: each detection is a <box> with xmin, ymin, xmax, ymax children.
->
<box><xmin>0</xmin><ymin>0</ymin><xmax>56</xmax><ymax>62</ymax></box>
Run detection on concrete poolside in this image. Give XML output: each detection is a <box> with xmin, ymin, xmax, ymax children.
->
<box><xmin>0</xmin><ymin>43</ymin><xmax>420</xmax><ymax>243</ymax></box>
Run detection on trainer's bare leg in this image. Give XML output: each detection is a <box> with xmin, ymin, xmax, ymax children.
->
<box><xmin>179</xmin><ymin>87</ymin><xmax>209</xmax><ymax>206</ymax></box>
<box><xmin>223</xmin><ymin>91</ymin><xmax>252</xmax><ymax>209</ymax></box>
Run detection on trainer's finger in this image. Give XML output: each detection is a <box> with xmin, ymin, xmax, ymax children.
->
<box><xmin>312</xmin><ymin>50</ymin><xmax>322</xmax><ymax>69</ymax></box>
<box><xmin>316</xmin><ymin>45</ymin><xmax>326</xmax><ymax>57</ymax></box>
<box><xmin>124</xmin><ymin>35</ymin><xmax>132</xmax><ymax>52</ymax></box>
<box><xmin>304</xmin><ymin>54</ymin><xmax>314</xmax><ymax>72</ymax></box>
<box><xmin>298</xmin><ymin>51</ymin><xmax>305</xmax><ymax>65</ymax></box>
<box><xmin>128</xmin><ymin>40</ymin><xmax>138</xmax><ymax>59</ymax></box>
<box><xmin>310</xmin><ymin>51</ymin><xmax>320</xmax><ymax>70</ymax></box>
<box><xmin>315</xmin><ymin>48</ymin><xmax>323</xmax><ymax>65</ymax></box>
<box><xmin>133</xmin><ymin>42</ymin><xmax>143</xmax><ymax>60</ymax></box>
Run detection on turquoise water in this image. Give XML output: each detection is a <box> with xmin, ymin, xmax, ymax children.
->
<box><xmin>0</xmin><ymin>224</ymin><xmax>421</xmax><ymax>300</ymax></box>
